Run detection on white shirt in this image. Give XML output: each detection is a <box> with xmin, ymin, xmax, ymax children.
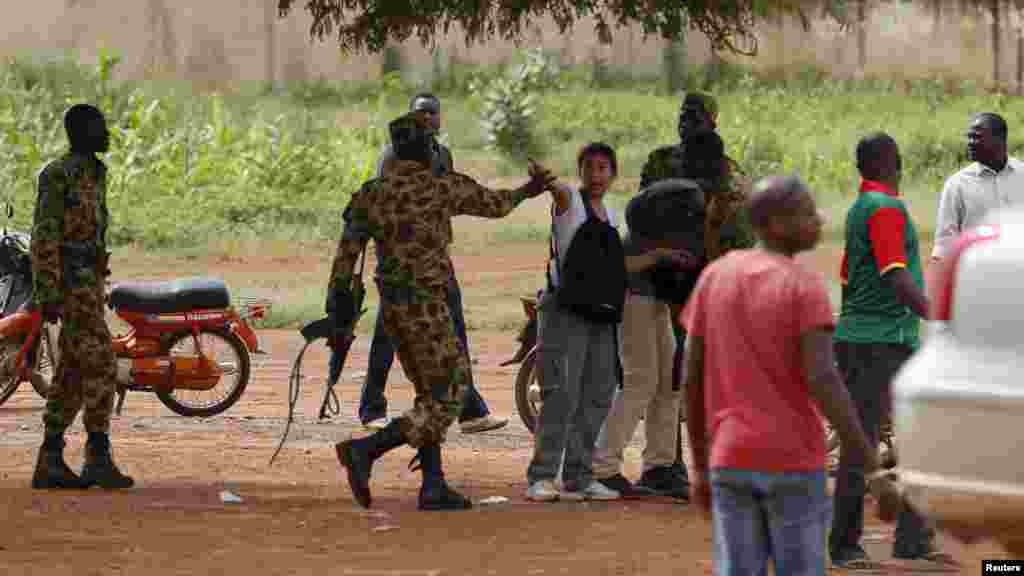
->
<box><xmin>933</xmin><ymin>157</ymin><xmax>1024</xmax><ymax>259</ymax></box>
<box><xmin>547</xmin><ymin>184</ymin><xmax>620</xmax><ymax>288</ymax></box>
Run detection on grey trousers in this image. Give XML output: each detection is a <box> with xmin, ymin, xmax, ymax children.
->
<box><xmin>526</xmin><ymin>291</ymin><xmax>619</xmax><ymax>487</ymax></box>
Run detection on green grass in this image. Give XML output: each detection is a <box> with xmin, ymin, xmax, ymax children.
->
<box><xmin>1</xmin><ymin>51</ymin><xmax>1016</xmax><ymax>327</ymax></box>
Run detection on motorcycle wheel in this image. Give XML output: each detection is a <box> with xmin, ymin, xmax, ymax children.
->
<box><xmin>0</xmin><ymin>337</ymin><xmax>23</xmax><ymax>405</ymax></box>
<box><xmin>514</xmin><ymin>351</ymin><xmax>540</xmax><ymax>434</ymax></box>
<box><xmin>156</xmin><ymin>329</ymin><xmax>251</xmax><ymax>418</ymax></box>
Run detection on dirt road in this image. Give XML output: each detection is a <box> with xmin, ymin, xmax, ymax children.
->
<box><xmin>0</xmin><ymin>329</ymin><xmax>1010</xmax><ymax>575</ymax></box>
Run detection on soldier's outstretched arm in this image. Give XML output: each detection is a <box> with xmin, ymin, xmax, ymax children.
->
<box><xmin>30</xmin><ymin>164</ymin><xmax>65</xmax><ymax>309</ymax></box>
<box><xmin>445</xmin><ymin>171</ymin><xmax>548</xmax><ymax>219</ymax></box>
<box><xmin>325</xmin><ymin>200</ymin><xmax>370</xmax><ymax>325</ymax></box>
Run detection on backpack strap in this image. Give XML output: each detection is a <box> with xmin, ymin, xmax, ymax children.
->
<box><xmin>579</xmin><ymin>188</ymin><xmax>597</xmax><ymax>221</ymax></box>
<box><xmin>546</xmin><ymin>210</ymin><xmax>557</xmax><ymax>293</ymax></box>
<box><xmin>548</xmin><ymin>188</ymin><xmax>584</xmax><ymax>292</ymax></box>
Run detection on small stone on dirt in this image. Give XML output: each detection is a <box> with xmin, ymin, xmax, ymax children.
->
<box><xmin>372</xmin><ymin>525</ymin><xmax>398</xmax><ymax>532</ymax></box>
<box><xmin>219</xmin><ymin>490</ymin><xmax>243</xmax><ymax>504</ymax></box>
<box><xmin>479</xmin><ymin>496</ymin><xmax>509</xmax><ymax>505</ymax></box>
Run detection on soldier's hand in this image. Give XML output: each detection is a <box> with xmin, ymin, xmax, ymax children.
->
<box><xmin>655</xmin><ymin>248</ymin><xmax>701</xmax><ymax>271</ymax></box>
<box><xmin>526</xmin><ymin>158</ymin><xmax>556</xmax><ymax>197</ymax></box>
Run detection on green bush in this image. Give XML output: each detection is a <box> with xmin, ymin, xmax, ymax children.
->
<box><xmin>0</xmin><ymin>49</ymin><xmax>1018</xmax><ymax>254</ymax></box>
<box><xmin>0</xmin><ymin>53</ymin><xmax>380</xmax><ymax>248</ymax></box>
<box><xmin>471</xmin><ymin>47</ymin><xmax>560</xmax><ymax>160</ymax></box>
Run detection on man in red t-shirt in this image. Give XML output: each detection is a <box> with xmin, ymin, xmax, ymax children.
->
<box><xmin>682</xmin><ymin>175</ymin><xmax>901</xmax><ymax>575</ymax></box>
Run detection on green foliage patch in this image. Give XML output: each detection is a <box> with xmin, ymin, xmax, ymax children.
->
<box><xmin>1</xmin><ymin>51</ymin><xmax>1019</xmax><ymax>253</ymax></box>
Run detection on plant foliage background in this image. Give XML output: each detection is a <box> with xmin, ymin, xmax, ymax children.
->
<box><xmin>1</xmin><ymin>50</ymin><xmax>1022</xmax><ymax>250</ymax></box>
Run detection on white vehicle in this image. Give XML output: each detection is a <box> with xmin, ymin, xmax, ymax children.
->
<box><xmin>892</xmin><ymin>209</ymin><xmax>1024</xmax><ymax>555</ymax></box>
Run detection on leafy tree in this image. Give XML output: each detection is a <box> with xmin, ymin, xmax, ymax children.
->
<box><xmin>276</xmin><ymin>0</ymin><xmax>854</xmax><ymax>56</ymax></box>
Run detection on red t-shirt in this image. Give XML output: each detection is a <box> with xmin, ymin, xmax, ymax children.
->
<box><xmin>682</xmin><ymin>249</ymin><xmax>835</xmax><ymax>472</ymax></box>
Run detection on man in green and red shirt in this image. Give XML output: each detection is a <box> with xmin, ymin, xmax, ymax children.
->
<box><xmin>831</xmin><ymin>132</ymin><xmax>951</xmax><ymax>568</ymax></box>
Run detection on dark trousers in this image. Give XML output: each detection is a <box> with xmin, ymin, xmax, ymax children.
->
<box><xmin>830</xmin><ymin>342</ymin><xmax>935</xmax><ymax>558</ymax></box>
<box><xmin>356</xmin><ymin>277</ymin><xmax>489</xmax><ymax>424</ymax></box>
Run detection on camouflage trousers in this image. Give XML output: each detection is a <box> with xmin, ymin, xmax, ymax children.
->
<box><xmin>381</xmin><ymin>292</ymin><xmax>469</xmax><ymax>448</ymax></box>
<box><xmin>42</xmin><ymin>283</ymin><xmax>117</xmax><ymax>435</ymax></box>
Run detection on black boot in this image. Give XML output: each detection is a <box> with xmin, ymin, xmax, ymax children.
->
<box><xmin>31</xmin><ymin>433</ymin><xmax>86</xmax><ymax>490</ymax></box>
<box><xmin>80</xmin><ymin>432</ymin><xmax>134</xmax><ymax>489</ymax></box>
<box><xmin>336</xmin><ymin>419</ymin><xmax>406</xmax><ymax>508</ymax></box>
<box><xmin>417</xmin><ymin>444</ymin><xmax>472</xmax><ymax>511</ymax></box>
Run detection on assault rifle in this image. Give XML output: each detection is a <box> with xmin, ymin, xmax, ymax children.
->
<box><xmin>269</xmin><ymin>245</ymin><xmax>367</xmax><ymax>466</ymax></box>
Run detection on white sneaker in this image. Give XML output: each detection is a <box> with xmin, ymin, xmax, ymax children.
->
<box><xmin>583</xmin><ymin>480</ymin><xmax>621</xmax><ymax>501</ymax></box>
<box><xmin>526</xmin><ymin>480</ymin><xmax>559</xmax><ymax>502</ymax></box>
<box><xmin>362</xmin><ymin>416</ymin><xmax>390</xmax><ymax>431</ymax></box>
<box><xmin>562</xmin><ymin>480</ymin><xmax>621</xmax><ymax>501</ymax></box>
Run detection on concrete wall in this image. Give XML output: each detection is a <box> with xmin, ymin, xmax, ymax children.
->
<box><xmin>1</xmin><ymin>1</ymin><xmax>1021</xmax><ymax>88</ymax></box>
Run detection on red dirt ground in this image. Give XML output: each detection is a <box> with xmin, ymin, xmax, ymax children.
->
<box><xmin>0</xmin><ymin>244</ymin><xmax>1011</xmax><ymax>576</ymax></box>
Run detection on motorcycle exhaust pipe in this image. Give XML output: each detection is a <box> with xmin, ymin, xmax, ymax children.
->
<box><xmin>129</xmin><ymin>356</ymin><xmax>223</xmax><ymax>392</ymax></box>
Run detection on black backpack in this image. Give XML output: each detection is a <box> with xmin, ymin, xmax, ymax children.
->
<box><xmin>548</xmin><ymin>190</ymin><xmax>627</xmax><ymax>324</ymax></box>
<box><xmin>625</xmin><ymin>178</ymin><xmax>707</xmax><ymax>306</ymax></box>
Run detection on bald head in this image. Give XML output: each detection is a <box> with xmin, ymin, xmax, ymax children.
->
<box><xmin>749</xmin><ymin>175</ymin><xmax>808</xmax><ymax>230</ymax></box>
<box><xmin>748</xmin><ymin>174</ymin><xmax>822</xmax><ymax>254</ymax></box>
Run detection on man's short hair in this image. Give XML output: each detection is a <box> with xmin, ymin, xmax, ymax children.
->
<box><xmin>974</xmin><ymin>112</ymin><xmax>1008</xmax><ymax>141</ymax></box>
<box><xmin>855</xmin><ymin>132</ymin><xmax>897</xmax><ymax>180</ymax></box>
<box><xmin>577</xmin><ymin>142</ymin><xmax>618</xmax><ymax>176</ymax></box>
<box><xmin>389</xmin><ymin>112</ymin><xmax>432</xmax><ymax>163</ymax></box>
<box><xmin>64</xmin><ymin>103</ymin><xmax>104</xmax><ymax>139</ymax></box>
<box><xmin>683</xmin><ymin>128</ymin><xmax>725</xmax><ymax>180</ymax></box>
<box><xmin>748</xmin><ymin>175</ymin><xmax>809</xmax><ymax>230</ymax></box>
<box><xmin>682</xmin><ymin>92</ymin><xmax>718</xmax><ymax>119</ymax></box>
<box><xmin>410</xmin><ymin>93</ymin><xmax>440</xmax><ymax>113</ymax></box>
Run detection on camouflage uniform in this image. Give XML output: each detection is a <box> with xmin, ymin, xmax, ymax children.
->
<box><xmin>637</xmin><ymin>94</ymin><xmax>757</xmax><ymax>478</ymax></box>
<box><xmin>32</xmin><ymin>152</ymin><xmax>118</xmax><ymax>436</ymax></box>
<box><xmin>328</xmin><ymin>162</ymin><xmax>534</xmax><ymax>448</ymax></box>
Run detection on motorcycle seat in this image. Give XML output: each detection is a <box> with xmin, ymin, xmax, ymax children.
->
<box><xmin>108</xmin><ymin>277</ymin><xmax>231</xmax><ymax>314</ymax></box>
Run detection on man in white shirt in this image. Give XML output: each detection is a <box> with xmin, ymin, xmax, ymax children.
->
<box><xmin>932</xmin><ymin>113</ymin><xmax>1024</xmax><ymax>261</ymax></box>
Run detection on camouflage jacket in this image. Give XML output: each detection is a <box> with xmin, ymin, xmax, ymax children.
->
<box><xmin>30</xmin><ymin>152</ymin><xmax>110</xmax><ymax>307</ymax></box>
<box><xmin>638</xmin><ymin>144</ymin><xmax>755</xmax><ymax>260</ymax></box>
<box><xmin>376</xmin><ymin>139</ymin><xmax>457</xmax><ymax>277</ymax></box>
<box><xmin>328</xmin><ymin>160</ymin><xmax>532</xmax><ymax>301</ymax></box>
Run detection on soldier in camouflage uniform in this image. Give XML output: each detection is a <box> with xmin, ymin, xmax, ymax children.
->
<box><xmin>639</xmin><ymin>92</ymin><xmax>755</xmax><ymax>259</ymax></box>
<box><xmin>355</xmin><ymin>93</ymin><xmax>508</xmax><ymax>435</ymax></box>
<box><xmin>31</xmin><ymin>104</ymin><xmax>134</xmax><ymax>490</ymax></box>
<box><xmin>635</xmin><ymin>93</ymin><xmax>757</xmax><ymax>492</ymax></box>
<box><xmin>330</xmin><ymin>112</ymin><xmax>555</xmax><ymax>511</ymax></box>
